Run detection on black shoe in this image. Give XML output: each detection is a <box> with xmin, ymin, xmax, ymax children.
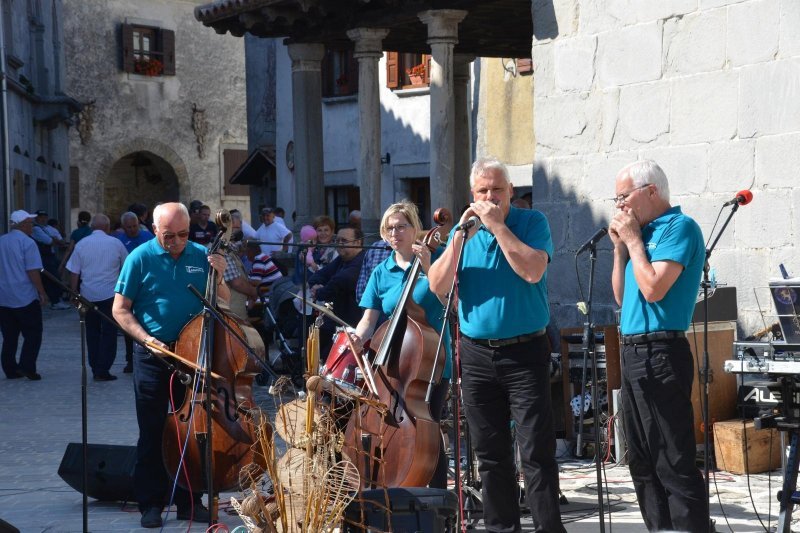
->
<box><xmin>93</xmin><ymin>374</ymin><xmax>118</xmax><ymax>381</ymax></box>
<box><xmin>123</xmin><ymin>363</ymin><xmax>133</xmax><ymax>373</ymax></box>
<box><xmin>17</xmin><ymin>370</ymin><xmax>41</xmax><ymax>381</ymax></box>
<box><xmin>6</xmin><ymin>371</ymin><xmax>23</xmax><ymax>379</ymax></box>
<box><xmin>140</xmin><ymin>507</ymin><xmax>163</xmax><ymax>528</ymax></box>
<box><xmin>176</xmin><ymin>502</ymin><xmax>210</xmax><ymax>521</ymax></box>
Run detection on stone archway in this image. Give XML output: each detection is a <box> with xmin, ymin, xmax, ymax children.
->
<box><xmin>104</xmin><ymin>152</ymin><xmax>180</xmax><ymax>228</ymax></box>
<box><xmin>97</xmin><ymin>138</ymin><xmax>191</xmax><ymax>227</ymax></box>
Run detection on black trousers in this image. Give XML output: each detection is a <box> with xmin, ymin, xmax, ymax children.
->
<box><xmin>621</xmin><ymin>338</ymin><xmax>709</xmax><ymax>532</ymax></box>
<box><xmin>85</xmin><ymin>297</ymin><xmax>117</xmax><ymax>376</ymax></box>
<box><xmin>132</xmin><ymin>343</ymin><xmax>201</xmax><ymax>512</ymax></box>
<box><xmin>460</xmin><ymin>335</ymin><xmax>565</xmax><ymax>533</ymax></box>
<box><xmin>0</xmin><ymin>300</ymin><xmax>43</xmax><ymax>377</ymax></box>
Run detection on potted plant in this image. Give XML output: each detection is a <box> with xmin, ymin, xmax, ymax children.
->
<box><xmin>405</xmin><ymin>62</ymin><xmax>427</xmax><ymax>85</ymax></box>
<box><xmin>134</xmin><ymin>57</ymin><xmax>164</xmax><ymax>77</ymax></box>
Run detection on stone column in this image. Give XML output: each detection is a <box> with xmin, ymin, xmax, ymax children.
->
<box><xmin>287</xmin><ymin>43</ymin><xmax>325</xmax><ymax>230</ymax></box>
<box><xmin>347</xmin><ymin>27</ymin><xmax>389</xmax><ymax>240</ymax></box>
<box><xmin>454</xmin><ymin>53</ymin><xmax>474</xmax><ymax>213</ymax></box>
<box><xmin>419</xmin><ymin>9</ymin><xmax>467</xmax><ymax>218</ymax></box>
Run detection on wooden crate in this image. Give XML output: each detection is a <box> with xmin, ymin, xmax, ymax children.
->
<box><xmin>713</xmin><ymin>419</ymin><xmax>782</xmax><ymax>475</ymax></box>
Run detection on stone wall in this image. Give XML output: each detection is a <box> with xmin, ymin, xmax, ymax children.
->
<box><xmin>532</xmin><ymin>0</ymin><xmax>800</xmax><ymax>335</ymax></box>
<box><xmin>64</xmin><ymin>0</ymin><xmax>247</xmax><ymax>229</ymax></box>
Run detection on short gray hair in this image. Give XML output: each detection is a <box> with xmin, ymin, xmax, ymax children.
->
<box><xmin>120</xmin><ymin>211</ymin><xmax>138</xmax><ymax>225</ymax></box>
<box><xmin>470</xmin><ymin>156</ymin><xmax>511</xmax><ymax>188</ymax></box>
<box><xmin>618</xmin><ymin>160</ymin><xmax>670</xmax><ymax>202</ymax></box>
<box><xmin>91</xmin><ymin>214</ymin><xmax>110</xmax><ymax>230</ymax></box>
<box><xmin>152</xmin><ymin>202</ymin><xmax>190</xmax><ymax>229</ymax></box>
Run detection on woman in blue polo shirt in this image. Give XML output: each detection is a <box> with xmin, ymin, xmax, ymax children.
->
<box><xmin>350</xmin><ymin>200</ymin><xmax>451</xmax><ymax>489</ymax></box>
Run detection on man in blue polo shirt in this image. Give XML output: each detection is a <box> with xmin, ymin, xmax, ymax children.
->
<box><xmin>610</xmin><ymin>160</ymin><xmax>708</xmax><ymax>532</ymax></box>
<box><xmin>429</xmin><ymin>157</ymin><xmax>565</xmax><ymax>533</ymax></box>
<box><xmin>113</xmin><ymin>202</ymin><xmax>229</xmax><ymax>528</ymax></box>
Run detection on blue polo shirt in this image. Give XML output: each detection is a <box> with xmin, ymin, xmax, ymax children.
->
<box><xmin>360</xmin><ymin>250</ymin><xmax>452</xmax><ymax>379</ymax></box>
<box><xmin>115</xmin><ymin>229</ymin><xmax>155</xmax><ymax>252</ymax></box>
<box><xmin>620</xmin><ymin>206</ymin><xmax>704</xmax><ymax>335</ymax></box>
<box><xmin>454</xmin><ymin>207</ymin><xmax>553</xmax><ymax>339</ymax></box>
<box><xmin>70</xmin><ymin>225</ymin><xmax>92</xmax><ymax>244</ymax></box>
<box><xmin>115</xmin><ymin>239</ymin><xmax>210</xmax><ymax>342</ymax></box>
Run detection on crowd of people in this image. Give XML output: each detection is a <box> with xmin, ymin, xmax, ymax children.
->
<box><xmin>0</xmin><ymin>156</ymin><xmax>709</xmax><ymax>531</ymax></box>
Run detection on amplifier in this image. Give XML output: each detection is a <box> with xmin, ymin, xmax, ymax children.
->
<box><xmin>732</xmin><ymin>341</ymin><xmax>773</xmax><ymax>360</ymax></box>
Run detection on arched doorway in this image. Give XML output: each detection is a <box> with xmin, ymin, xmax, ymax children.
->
<box><xmin>104</xmin><ymin>151</ymin><xmax>179</xmax><ymax>229</ymax></box>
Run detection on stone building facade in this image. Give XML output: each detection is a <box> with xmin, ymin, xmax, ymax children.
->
<box><xmin>1</xmin><ymin>0</ymin><xmax>80</xmax><ymax>233</ymax></box>
<box><xmin>63</xmin><ymin>0</ymin><xmax>248</xmax><ymax>231</ymax></box>
<box><xmin>531</xmin><ymin>0</ymin><xmax>800</xmax><ymax>334</ymax></box>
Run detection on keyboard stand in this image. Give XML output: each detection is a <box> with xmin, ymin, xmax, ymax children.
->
<box><xmin>756</xmin><ymin>376</ymin><xmax>800</xmax><ymax>533</ymax></box>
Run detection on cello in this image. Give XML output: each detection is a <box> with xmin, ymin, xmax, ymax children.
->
<box><xmin>342</xmin><ymin>210</ymin><xmax>450</xmax><ymax>489</ymax></box>
<box><xmin>161</xmin><ymin>210</ymin><xmax>267</xmax><ymax>517</ymax></box>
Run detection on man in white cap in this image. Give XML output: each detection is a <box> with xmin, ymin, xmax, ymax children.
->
<box><xmin>0</xmin><ymin>210</ymin><xmax>48</xmax><ymax>380</ymax></box>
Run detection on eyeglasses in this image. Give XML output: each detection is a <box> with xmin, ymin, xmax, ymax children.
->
<box><xmin>386</xmin><ymin>223</ymin><xmax>410</xmax><ymax>234</ymax></box>
<box><xmin>613</xmin><ymin>184</ymin><xmax>651</xmax><ymax>205</ymax></box>
<box><xmin>161</xmin><ymin>230</ymin><xmax>190</xmax><ymax>240</ymax></box>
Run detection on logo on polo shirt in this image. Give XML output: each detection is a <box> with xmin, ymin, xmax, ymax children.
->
<box><xmin>186</xmin><ymin>266</ymin><xmax>204</xmax><ymax>274</ymax></box>
<box><xmin>646</xmin><ymin>242</ymin><xmax>657</xmax><ymax>251</ymax></box>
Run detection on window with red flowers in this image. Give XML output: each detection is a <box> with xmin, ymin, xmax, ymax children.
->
<box><xmin>121</xmin><ymin>23</ymin><xmax>175</xmax><ymax>76</ymax></box>
<box><xmin>386</xmin><ymin>52</ymin><xmax>430</xmax><ymax>90</ymax></box>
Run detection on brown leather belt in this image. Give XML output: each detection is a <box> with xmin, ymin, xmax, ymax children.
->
<box><xmin>621</xmin><ymin>330</ymin><xmax>685</xmax><ymax>345</ymax></box>
<box><xmin>463</xmin><ymin>328</ymin><xmax>547</xmax><ymax>348</ymax></box>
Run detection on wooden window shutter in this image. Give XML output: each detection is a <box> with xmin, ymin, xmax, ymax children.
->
<box><xmin>321</xmin><ymin>49</ymin><xmax>333</xmax><ymax>97</ymax></box>
<box><xmin>69</xmin><ymin>166</ymin><xmax>79</xmax><ymax>208</ymax></box>
<box><xmin>223</xmin><ymin>149</ymin><xmax>250</xmax><ymax>197</ymax></box>
<box><xmin>121</xmin><ymin>23</ymin><xmax>134</xmax><ymax>73</ymax></box>
<box><xmin>386</xmin><ymin>51</ymin><xmax>399</xmax><ymax>89</ymax></box>
<box><xmin>161</xmin><ymin>29</ymin><xmax>176</xmax><ymax>75</ymax></box>
<box><xmin>347</xmin><ymin>50</ymin><xmax>359</xmax><ymax>95</ymax></box>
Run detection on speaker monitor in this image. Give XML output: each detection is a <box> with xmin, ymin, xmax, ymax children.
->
<box><xmin>0</xmin><ymin>518</ymin><xmax>20</xmax><ymax>533</ymax></box>
<box><xmin>57</xmin><ymin>443</ymin><xmax>136</xmax><ymax>502</ymax></box>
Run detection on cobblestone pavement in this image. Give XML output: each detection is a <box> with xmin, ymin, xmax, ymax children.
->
<box><xmin>0</xmin><ymin>307</ymin><xmax>791</xmax><ymax>531</ymax></box>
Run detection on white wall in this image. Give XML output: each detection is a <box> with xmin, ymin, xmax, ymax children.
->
<box><xmin>532</xmin><ymin>0</ymin><xmax>800</xmax><ymax>333</ymax></box>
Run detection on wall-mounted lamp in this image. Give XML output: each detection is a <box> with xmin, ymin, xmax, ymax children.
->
<box><xmin>380</xmin><ymin>152</ymin><xmax>391</xmax><ymax>165</ymax></box>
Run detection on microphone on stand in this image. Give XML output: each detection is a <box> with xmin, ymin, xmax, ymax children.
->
<box><xmin>455</xmin><ymin>216</ymin><xmax>480</xmax><ymax>232</ymax></box>
<box><xmin>575</xmin><ymin>227</ymin><xmax>608</xmax><ymax>256</ymax></box>
<box><xmin>722</xmin><ymin>189</ymin><xmax>753</xmax><ymax>207</ymax></box>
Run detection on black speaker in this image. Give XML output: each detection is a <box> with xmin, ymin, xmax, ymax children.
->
<box><xmin>0</xmin><ymin>518</ymin><xmax>20</xmax><ymax>533</ymax></box>
<box><xmin>57</xmin><ymin>443</ymin><xmax>136</xmax><ymax>502</ymax></box>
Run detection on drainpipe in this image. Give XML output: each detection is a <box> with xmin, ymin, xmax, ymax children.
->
<box><xmin>0</xmin><ymin>7</ymin><xmax>11</xmax><ymax>234</ymax></box>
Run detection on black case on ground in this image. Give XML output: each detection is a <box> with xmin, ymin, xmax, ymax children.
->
<box><xmin>343</xmin><ymin>487</ymin><xmax>459</xmax><ymax>533</ymax></box>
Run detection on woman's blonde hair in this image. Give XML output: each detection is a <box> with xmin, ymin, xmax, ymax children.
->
<box><xmin>380</xmin><ymin>200</ymin><xmax>423</xmax><ymax>241</ymax></box>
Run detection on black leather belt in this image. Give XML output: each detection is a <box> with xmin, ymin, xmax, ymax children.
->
<box><xmin>463</xmin><ymin>328</ymin><xmax>546</xmax><ymax>348</ymax></box>
<box><xmin>621</xmin><ymin>330</ymin><xmax>685</xmax><ymax>345</ymax></box>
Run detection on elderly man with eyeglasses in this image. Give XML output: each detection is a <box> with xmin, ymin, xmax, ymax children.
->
<box><xmin>609</xmin><ymin>160</ymin><xmax>709</xmax><ymax>532</ymax></box>
<box><xmin>307</xmin><ymin>225</ymin><xmax>365</xmax><ymax>358</ymax></box>
<box><xmin>112</xmin><ymin>202</ymin><xmax>228</xmax><ymax>528</ymax></box>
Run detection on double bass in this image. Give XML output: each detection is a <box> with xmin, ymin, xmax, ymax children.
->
<box><xmin>161</xmin><ymin>211</ymin><xmax>267</xmax><ymax>514</ymax></box>
<box><xmin>342</xmin><ymin>209</ymin><xmax>451</xmax><ymax>489</ymax></box>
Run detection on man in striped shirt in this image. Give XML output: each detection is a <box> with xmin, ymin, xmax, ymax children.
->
<box><xmin>246</xmin><ymin>241</ymin><xmax>283</xmax><ymax>290</ymax></box>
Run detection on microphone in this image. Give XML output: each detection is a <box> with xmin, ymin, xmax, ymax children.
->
<box><xmin>455</xmin><ymin>216</ymin><xmax>480</xmax><ymax>232</ymax></box>
<box><xmin>722</xmin><ymin>190</ymin><xmax>753</xmax><ymax>207</ymax></box>
<box><xmin>575</xmin><ymin>227</ymin><xmax>608</xmax><ymax>255</ymax></box>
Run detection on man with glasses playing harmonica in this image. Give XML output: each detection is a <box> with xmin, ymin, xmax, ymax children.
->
<box><xmin>610</xmin><ymin>160</ymin><xmax>708</xmax><ymax>532</ymax></box>
<box><xmin>112</xmin><ymin>202</ymin><xmax>228</xmax><ymax>528</ymax></box>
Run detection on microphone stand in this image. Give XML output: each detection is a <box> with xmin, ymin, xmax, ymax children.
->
<box><xmin>40</xmin><ymin>269</ymin><xmax>191</xmax><ymax>533</ymax></box>
<box><xmin>701</xmin><ymin>200</ymin><xmax>741</xmax><ymax>523</ymax></box>
<box><xmin>428</xmin><ymin>226</ymin><xmax>481</xmax><ymax>528</ymax></box>
<box><xmin>575</xmin><ymin>242</ymin><xmax>605</xmax><ymax>532</ymax></box>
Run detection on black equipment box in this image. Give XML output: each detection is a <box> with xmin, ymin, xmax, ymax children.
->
<box><xmin>343</xmin><ymin>487</ymin><xmax>458</xmax><ymax>533</ymax></box>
